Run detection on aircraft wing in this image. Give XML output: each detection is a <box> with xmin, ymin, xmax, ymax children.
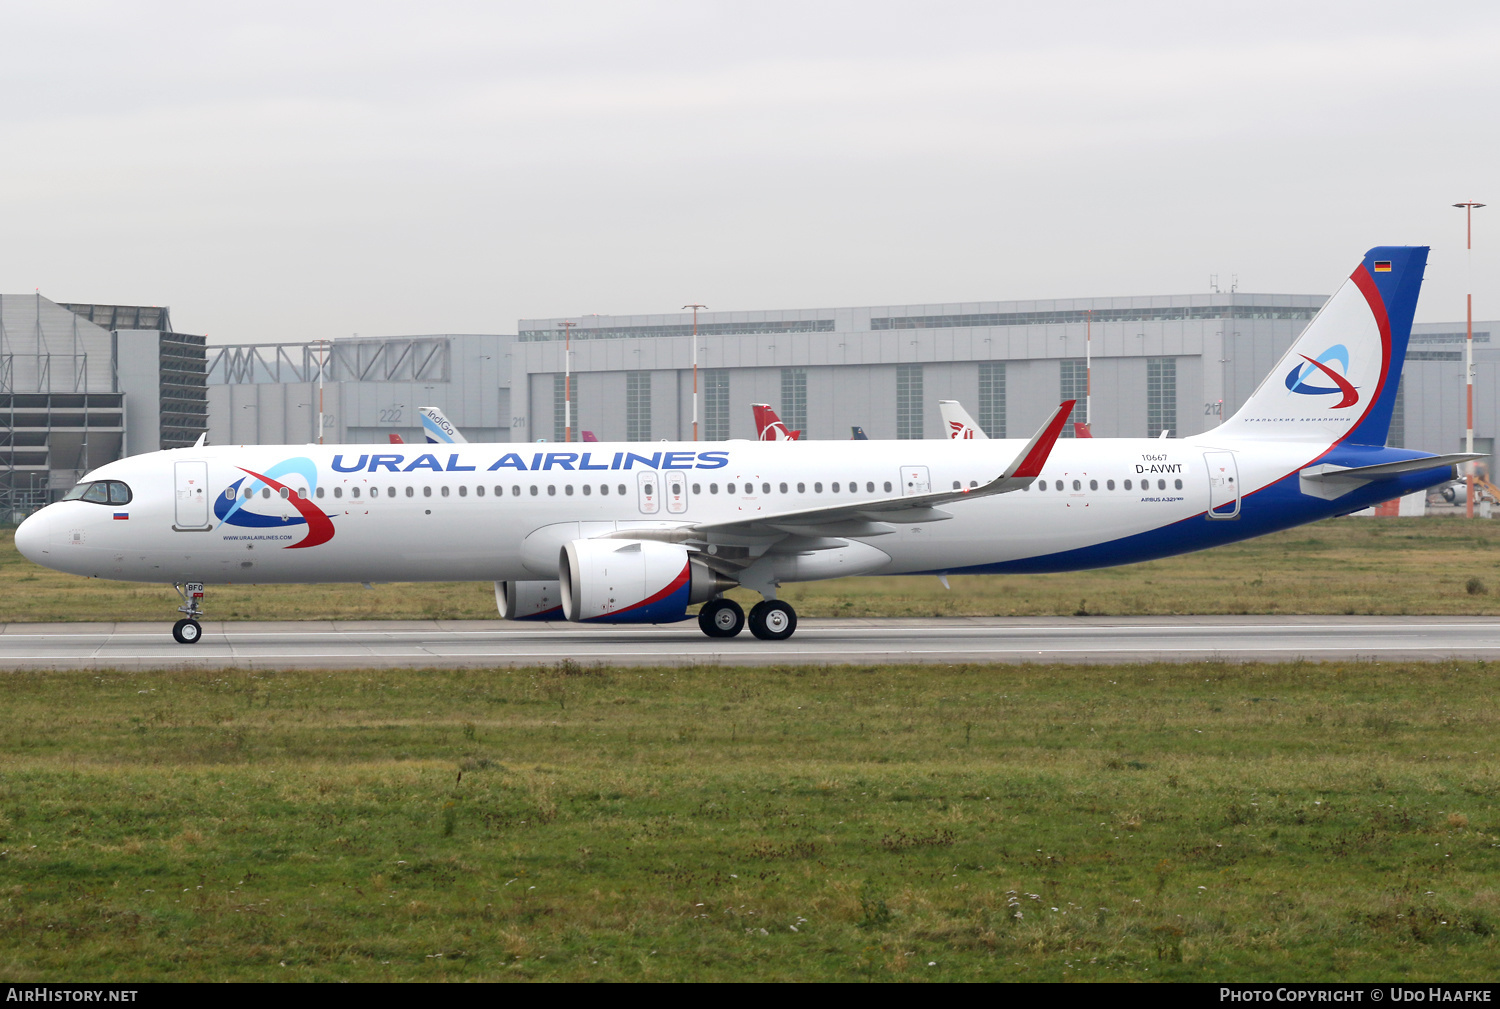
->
<box><xmin>690</xmin><ymin>400</ymin><xmax>1074</xmax><ymax>540</ymax></box>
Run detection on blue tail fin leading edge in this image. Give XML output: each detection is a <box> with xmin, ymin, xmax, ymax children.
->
<box><xmin>1219</xmin><ymin>246</ymin><xmax>1426</xmax><ymax>448</ymax></box>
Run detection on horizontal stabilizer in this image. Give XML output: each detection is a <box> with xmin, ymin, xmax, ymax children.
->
<box><xmin>1299</xmin><ymin>452</ymin><xmax>1483</xmax><ymax>500</ymax></box>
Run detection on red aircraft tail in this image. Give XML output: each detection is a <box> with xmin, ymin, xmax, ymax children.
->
<box><xmin>752</xmin><ymin>403</ymin><xmax>801</xmax><ymax>441</ymax></box>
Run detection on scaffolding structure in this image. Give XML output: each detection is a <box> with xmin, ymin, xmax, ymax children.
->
<box><xmin>207</xmin><ymin>337</ymin><xmax>450</xmax><ymax>385</ymax></box>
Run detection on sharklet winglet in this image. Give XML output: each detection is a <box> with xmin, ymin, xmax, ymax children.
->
<box><xmin>1006</xmin><ymin>400</ymin><xmax>1075</xmax><ymax>480</ymax></box>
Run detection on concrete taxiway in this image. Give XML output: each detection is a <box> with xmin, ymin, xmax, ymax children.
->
<box><xmin>0</xmin><ymin>616</ymin><xmax>1495</xmax><ymax>669</ymax></box>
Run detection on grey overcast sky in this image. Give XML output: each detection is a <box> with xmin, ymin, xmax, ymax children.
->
<box><xmin>2</xmin><ymin>1</ymin><xmax>1497</xmax><ymax>341</ymax></box>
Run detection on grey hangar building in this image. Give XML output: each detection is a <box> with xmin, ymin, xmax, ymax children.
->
<box><xmin>204</xmin><ymin>293</ymin><xmax>1493</xmax><ymax>460</ymax></box>
<box><xmin>0</xmin><ymin>286</ymin><xmax>1491</xmax><ymax>511</ymax></box>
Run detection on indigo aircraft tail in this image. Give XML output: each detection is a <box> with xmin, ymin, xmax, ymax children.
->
<box><xmin>419</xmin><ymin>406</ymin><xmax>467</xmax><ymax>444</ymax></box>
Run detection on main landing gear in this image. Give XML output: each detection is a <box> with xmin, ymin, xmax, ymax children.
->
<box><xmin>696</xmin><ymin>597</ymin><xmax>798</xmax><ymax>641</ymax></box>
<box><xmin>171</xmin><ymin>582</ymin><xmax>205</xmax><ymax>645</ymax></box>
<box><xmin>698</xmin><ymin>597</ymin><xmax>745</xmax><ymax>638</ymax></box>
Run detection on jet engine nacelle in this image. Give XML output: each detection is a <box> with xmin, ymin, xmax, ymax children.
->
<box><xmin>560</xmin><ymin>539</ymin><xmax>734</xmax><ymax>623</ymax></box>
<box><xmin>494</xmin><ymin>580</ymin><xmax>564</xmax><ymax>620</ymax></box>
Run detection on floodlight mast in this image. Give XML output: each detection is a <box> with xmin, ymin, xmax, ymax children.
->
<box><xmin>1085</xmin><ymin>309</ymin><xmax>1092</xmax><ymax>431</ymax></box>
<box><xmin>1454</xmin><ymin>201</ymin><xmax>1486</xmax><ymax>518</ymax></box>
<box><xmin>685</xmin><ymin>304</ymin><xmax>706</xmax><ymax>441</ymax></box>
<box><xmin>558</xmin><ymin>321</ymin><xmax>575</xmax><ymax>443</ymax></box>
<box><xmin>314</xmin><ymin>339</ymin><xmax>331</xmax><ymax>444</ymax></box>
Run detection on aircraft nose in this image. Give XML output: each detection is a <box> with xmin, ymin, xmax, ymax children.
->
<box><xmin>14</xmin><ymin>508</ymin><xmax>52</xmax><ymax>563</ymax></box>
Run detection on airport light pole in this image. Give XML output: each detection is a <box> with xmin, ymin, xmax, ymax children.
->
<box><xmin>1455</xmin><ymin>201</ymin><xmax>1486</xmax><ymax>517</ymax></box>
<box><xmin>1084</xmin><ymin>309</ymin><xmax>1092</xmax><ymax>434</ymax></box>
<box><xmin>558</xmin><ymin>321</ymin><xmax>575</xmax><ymax>442</ymax></box>
<box><xmin>684</xmin><ymin>304</ymin><xmax>706</xmax><ymax>441</ymax></box>
<box><xmin>313</xmin><ymin>339</ymin><xmax>331</xmax><ymax>444</ymax></box>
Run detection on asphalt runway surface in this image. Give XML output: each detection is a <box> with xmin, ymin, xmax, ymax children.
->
<box><xmin>0</xmin><ymin>616</ymin><xmax>1496</xmax><ymax>669</ymax></box>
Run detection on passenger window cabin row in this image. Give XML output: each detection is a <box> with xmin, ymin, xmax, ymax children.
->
<box><xmin>227</xmin><ymin>480</ymin><xmax>904</xmax><ymax>500</ymax></box>
<box><xmin>1021</xmin><ymin>477</ymin><xmax>1186</xmax><ymax>492</ymax></box>
<box><xmin>224</xmin><ymin>474</ymin><xmax>1187</xmax><ymax>503</ymax></box>
<box><xmin>70</xmin><ymin>471</ymin><xmax>1187</xmax><ymax>514</ymax></box>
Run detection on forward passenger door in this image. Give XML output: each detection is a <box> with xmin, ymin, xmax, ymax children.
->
<box><xmin>174</xmin><ymin>461</ymin><xmax>211</xmax><ymax>530</ymax></box>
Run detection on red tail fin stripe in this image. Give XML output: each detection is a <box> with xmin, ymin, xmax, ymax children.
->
<box><xmin>1339</xmin><ymin>265</ymin><xmax>1393</xmax><ymax>449</ymax></box>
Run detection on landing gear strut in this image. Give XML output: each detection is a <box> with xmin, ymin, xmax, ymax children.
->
<box><xmin>747</xmin><ymin>599</ymin><xmax>797</xmax><ymax>641</ymax></box>
<box><xmin>698</xmin><ymin>597</ymin><xmax>746</xmax><ymax>638</ymax></box>
<box><xmin>172</xmin><ymin>582</ymin><xmax>205</xmax><ymax>645</ymax></box>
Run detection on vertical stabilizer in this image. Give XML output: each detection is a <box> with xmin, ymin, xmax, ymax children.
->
<box><xmin>1216</xmin><ymin>246</ymin><xmax>1426</xmax><ymax>447</ymax></box>
<box><xmin>419</xmin><ymin>406</ymin><xmax>467</xmax><ymax>444</ymax></box>
<box><xmin>752</xmin><ymin>404</ymin><xmax>800</xmax><ymax>441</ymax></box>
<box><xmin>938</xmin><ymin>400</ymin><xmax>989</xmax><ymax>440</ymax></box>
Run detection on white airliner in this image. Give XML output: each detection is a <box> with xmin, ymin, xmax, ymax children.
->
<box><xmin>15</xmin><ymin>247</ymin><xmax>1476</xmax><ymax>644</ymax></box>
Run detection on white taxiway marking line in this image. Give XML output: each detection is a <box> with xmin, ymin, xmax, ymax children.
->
<box><xmin>0</xmin><ymin>622</ymin><xmax>1493</xmax><ymax>642</ymax></box>
<box><xmin>0</xmin><ymin>645</ymin><xmax>1486</xmax><ymax>662</ymax></box>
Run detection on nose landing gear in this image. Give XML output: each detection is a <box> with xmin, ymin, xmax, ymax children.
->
<box><xmin>171</xmin><ymin>582</ymin><xmax>205</xmax><ymax>644</ymax></box>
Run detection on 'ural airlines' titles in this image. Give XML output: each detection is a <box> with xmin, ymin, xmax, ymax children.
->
<box><xmin>330</xmin><ymin>450</ymin><xmax>731</xmax><ymax>473</ymax></box>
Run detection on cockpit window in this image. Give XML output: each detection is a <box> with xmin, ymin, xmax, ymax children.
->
<box><xmin>64</xmin><ymin>481</ymin><xmax>132</xmax><ymax>506</ymax></box>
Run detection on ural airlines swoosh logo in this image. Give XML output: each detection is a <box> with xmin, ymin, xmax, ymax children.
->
<box><xmin>1284</xmin><ymin>344</ymin><xmax>1359</xmax><ymax>409</ymax></box>
<box><xmin>213</xmin><ymin>457</ymin><xmax>336</xmax><ymax>549</ymax></box>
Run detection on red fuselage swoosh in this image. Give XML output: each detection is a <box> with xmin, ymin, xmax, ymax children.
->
<box><xmin>237</xmin><ymin>467</ymin><xmax>337</xmax><ymax>548</ymax></box>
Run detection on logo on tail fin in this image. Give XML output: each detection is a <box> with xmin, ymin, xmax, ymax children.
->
<box><xmin>1284</xmin><ymin>344</ymin><xmax>1359</xmax><ymax>409</ymax></box>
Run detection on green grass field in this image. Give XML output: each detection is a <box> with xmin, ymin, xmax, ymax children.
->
<box><xmin>3</xmin><ymin>518</ymin><xmax>1498</xmax><ymax>981</ymax></box>
<box><xmin>0</xmin><ymin>660</ymin><xmax>1496</xmax><ymax>982</ymax></box>
<box><xmin>3</xmin><ymin>515</ymin><xmax>1500</xmax><ymax>623</ymax></box>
